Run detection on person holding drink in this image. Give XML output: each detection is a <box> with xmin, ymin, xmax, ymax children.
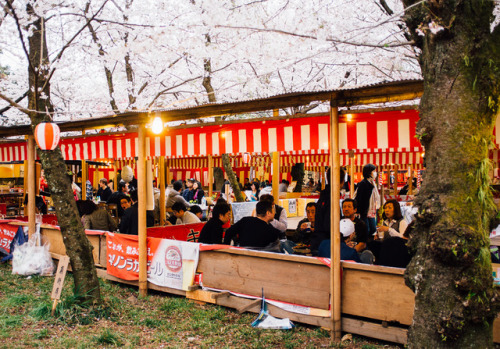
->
<box><xmin>376</xmin><ymin>199</ymin><xmax>408</xmax><ymax>240</ymax></box>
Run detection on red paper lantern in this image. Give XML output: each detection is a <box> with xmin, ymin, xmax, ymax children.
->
<box><xmin>34</xmin><ymin>122</ymin><xmax>60</xmax><ymax>150</ymax></box>
<box><xmin>242</xmin><ymin>152</ymin><xmax>251</xmax><ymax>164</ymax></box>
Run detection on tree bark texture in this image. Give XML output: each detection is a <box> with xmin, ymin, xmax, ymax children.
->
<box><xmin>291</xmin><ymin>163</ymin><xmax>305</xmax><ymax>192</ymax></box>
<box><xmin>28</xmin><ymin>9</ymin><xmax>101</xmax><ymax>304</ymax></box>
<box><xmin>213</xmin><ymin>167</ymin><xmax>225</xmax><ymax>191</ymax></box>
<box><xmin>402</xmin><ymin>1</ymin><xmax>500</xmax><ymax>347</ymax></box>
<box><xmin>221</xmin><ymin>154</ymin><xmax>245</xmax><ymax>202</ymax></box>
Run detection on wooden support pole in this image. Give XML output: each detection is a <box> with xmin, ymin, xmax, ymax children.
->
<box><xmin>138</xmin><ymin>125</ymin><xmax>148</xmax><ymax>297</ymax></box>
<box><xmin>393</xmin><ymin>164</ymin><xmax>399</xmax><ymax>195</ymax></box>
<box><xmin>330</xmin><ymin>103</ymin><xmax>341</xmax><ymax>341</ymax></box>
<box><xmin>23</xmin><ymin>160</ymin><xmax>28</xmax><ymax>205</ymax></box>
<box><xmin>35</xmin><ymin>163</ymin><xmax>41</xmax><ymax>196</ymax></box>
<box><xmin>272</xmin><ymin>152</ymin><xmax>279</xmax><ymax>201</ymax></box>
<box><xmin>27</xmin><ymin>136</ymin><xmax>36</xmax><ymax>237</ymax></box>
<box><xmin>321</xmin><ymin>166</ymin><xmax>325</xmax><ymax>190</ymax></box>
<box><xmin>350</xmin><ymin>154</ymin><xmax>355</xmax><ymax>196</ymax></box>
<box><xmin>409</xmin><ymin>164</ymin><xmax>414</xmax><ymax>195</ymax></box>
<box><xmin>93</xmin><ymin>165</ymin><xmax>99</xmax><ymax>190</ymax></box>
<box><xmin>166</xmin><ymin>160</ymin><xmax>172</xmax><ymax>186</ymax></box>
<box><xmin>114</xmin><ymin>160</ymin><xmax>119</xmax><ymax>191</ymax></box>
<box><xmin>159</xmin><ymin>156</ymin><xmax>166</xmax><ymax>225</ymax></box>
<box><xmin>81</xmin><ymin>160</ymin><xmax>87</xmax><ymax>200</ymax></box>
<box><xmin>208</xmin><ymin>155</ymin><xmax>213</xmax><ymax>198</ymax></box>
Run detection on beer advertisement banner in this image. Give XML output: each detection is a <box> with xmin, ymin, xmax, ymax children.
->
<box><xmin>148</xmin><ymin>239</ymin><xmax>200</xmax><ymax>291</ymax></box>
<box><xmin>106</xmin><ymin>233</ymin><xmax>200</xmax><ymax>290</ymax></box>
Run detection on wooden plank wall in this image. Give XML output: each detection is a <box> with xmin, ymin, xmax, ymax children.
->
<box><xmin>197</xmin><ymin>249</ymin><xmax>331</xmax><ymax>309</ymax></box>
<box><xmin>33</xmin><ymin>225</ymin><xmax>500</xmax><ymax>345</ymax></box>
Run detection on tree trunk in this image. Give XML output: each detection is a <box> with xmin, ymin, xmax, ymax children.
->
<box><xmin>291</xmin><ymin>163</ymin><xmax>304</xmax><ymax>192</ymax></box>
<box><xmin>28</xmin><ymin>9</ymin><xmax>101</xmax><ymax>304</ymax></box>
<box><xmin>221</xmin><ymin>154</ymin><xmax>245</xmax><ymax>202</ymax></box>
<box><xmin>213</xmin><ymin>167</ymin><xmax>225</xmax><ymax>191</ymax></box>
<box><xmin>402</xmin><ymin>1</ymin><xmax>500</xmax><ymax>347</ymax></box>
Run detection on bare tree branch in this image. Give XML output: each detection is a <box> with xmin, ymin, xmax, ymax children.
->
<box><xmin>0</xmin><ymin>90</ymin><xmax>28</xmax><ymax>115</ymax></box>
<box><xmin>42</xmin><ymin>0</ymin><xmax>110</xmax><ymax>91</ymax></box>
<box><xmin>0</xmin><ymin>91</ymin><xmax>35</xmax><ymax>115</ymax></box>
<box><xmin>214</xmin><ymin>25</ymin><xmax>414</xmax><ymax>48</ymax></box>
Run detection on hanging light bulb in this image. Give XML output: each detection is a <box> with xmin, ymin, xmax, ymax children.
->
<box><xmin>152</xmin><ymin>116</ymin><xmax>163</xmax><ymax>134</ymax></box>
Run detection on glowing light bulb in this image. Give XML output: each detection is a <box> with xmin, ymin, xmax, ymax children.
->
<box><xmin>346</xmin><ymin>114</ymin><xmax>353</xmax><ymax>122</ymax></box>
<box><xmin>152</xmin><ymin>116</ymin><xmax>163</xmax><ymax>134</ymax></box>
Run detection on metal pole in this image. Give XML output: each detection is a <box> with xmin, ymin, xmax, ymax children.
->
<box><xmin>330</xmin><ymin>102</ymin><xmax>341</xmax><ymax>341</ymax></box>
<box><xmin>138</xmin><ymin>125</ymin><xmax>148</xmax><ymax>297</ymax></box>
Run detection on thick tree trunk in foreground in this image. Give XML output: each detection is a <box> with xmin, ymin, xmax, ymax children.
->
<box><xmin>402</xmin><ymin>1</ymin><xmax>500</xmax><ymax>347</ymax></box>
<box><xmin>222</xmin><ymin>154</ymin><xmax>245</xmax><ymax>202</ymax></box>
<box><xmin>28</xmin><ymin>11</ymin><xmax>100</xmax><ymax>304</ymax></box>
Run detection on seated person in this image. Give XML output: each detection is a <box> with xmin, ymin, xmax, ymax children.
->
<box><xmin>119</xmin><ymin>190</ymin><xmax>154</xmax><ymax>235</ymax></box>
<box><xmin>223</xmin><ymin>201</ymin><xmax>280</xmax><ymax>251</ymax></box>
<box><xmin>256</xmin><ymin>194</ymin><xmax>287</xmax><ymax>238</ymax></box>
<box><xmin>172</xmin><ymin>202</ymin><xmax>201</xmax><ymax>225</ymax></box>
<box><xmin>198</xmin><ymin>202</ymin><xmax>231</xmax><ymax>244</ymax></box>
<box><xmin>341</xmin><ymin>198</ymin><xmax>368</xmax><ymax>252</ymax></box>
<box><xmin>290</xmin><ymin>202</ymin><xmax>316</xmax><ymax>245</ymax></box>
<box><xmin>106</xmin><ymin>181</ymin><xmax>129</xmax><ymax>217</ymax></box>
<box><xmin>82</xmin><ymin>200</ymin><xmax>117</xmax><ymax>232</ymax></box>
<box><xmin>369</xmin><ymin>199</ymin><xmax>408</xmax><ymax>262</ymax></box>
<box><xmin>399</xmin><ymin>177</ymin><xmax>417</xmax><ymax>195</ymax></box>
<box><xmin>120</xmin><ymin>196</ymin><xmax>131</xmax><ymax>212</ymax></box>
<box><xmin>378</xmin><ymin>225</ymin><xmax>412</xmax><ymax>268</ymax></box>
<box><xmin>24</xmin><ymin>194</ymin><xmax>47</xmax><ymax>214</ymax></box>
<box><xmin>190</xmin><ymin>205</ymin><xmax>204</xmax><ymax>221</ymax></box>
<box><xmin>317</xmin><ymin>218</ymin><xmax>361</xmax><ymax>262</ymax></box>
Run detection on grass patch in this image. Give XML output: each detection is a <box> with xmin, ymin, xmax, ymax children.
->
<box><xmin>0</xmin><ymin>262</ymin><xmax>403</xmax><ymax>349</ymax></box>
<box><xmin>92</xmin><ymin>328</ymin><xmax>123</xmax><ymax>346</ymax></box>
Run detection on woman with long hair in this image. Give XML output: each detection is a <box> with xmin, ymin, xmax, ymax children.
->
<box><xmin>353</xmin><ymin>164</ymin><xmax>380</xmax><ymax>236</ymax></box>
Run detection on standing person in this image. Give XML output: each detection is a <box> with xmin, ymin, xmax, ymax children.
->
<box><xmin>311</xmin><ymin>167</ymin><xmax>345</xmax><ymax>254</ymax></box>
<box><xmin>198</xmin><ymin>202</ymin><xmax>231</xmax><ymax>244</ymax></box>
<box><xmin>97</xmin><ymin>178</ymin><xmax>112</xmax><ymax>202</ymax></box>
<box><xmin>353</xmin><ymin>164</ymin><xmax>380</xmax><ymax>236</ymax></box>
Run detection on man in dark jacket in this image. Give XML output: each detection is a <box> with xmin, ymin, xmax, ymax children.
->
<box><xmin>311</xmin><ymin>167</ymin><xmax>345</xmax><ymax>254</ymax></box>
<box><xmin>106</xmin><ymin>181</ymin><xmax>129</xmax><ymax>217</ymax></box>
<box><xmin>119</xmin><ymin>190</ymin><xmax>154</xmax><ymax>235</ymax></box>
<box><xmin>97</xmin><ymin>178</ymin><xmax>112</xmax><ymax>202</ymax></box>
<box><xmin>223</xmin><ymin>201</ymin><xmax>280</xmax><ymax>250</ymax></box>
<box><xmin>198</xmin><ymin>202</ymin><xmax>231</xmax><ymax>244</ymax></box>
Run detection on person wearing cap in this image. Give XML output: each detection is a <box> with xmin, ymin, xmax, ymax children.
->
<box><xmin>317</xmin><ymin>218</ymin><xmax>361</xmax><ymax>262</ymax></box>
<box><xmin>182</xmin><ymin>178</ymin><xmax>196</xmax><ymax>202</ymax></box>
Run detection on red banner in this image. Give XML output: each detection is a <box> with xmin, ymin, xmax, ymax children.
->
<box><xmin>0</xmin><ymin>223</ymin><xmax>20</xmax><ymax>253</ymax></box>
<box><xmin>147</xmin><ymin>223</ymin><xmax>205</xmax><ymax>242</ymax></box>
<box><xmin>106</xmin><ymin>233</ymin><xmax>142</xmax><ymax>281</ymax></box>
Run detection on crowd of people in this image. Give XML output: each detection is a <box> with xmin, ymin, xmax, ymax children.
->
<box><xmin>68</xmin><ymin>163</ymin><xmax>414</xmax><ymax>268</ymax></box>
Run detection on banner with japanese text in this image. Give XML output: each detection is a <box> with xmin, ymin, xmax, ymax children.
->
<box><xmin>106</xmin><ymin>233</ymin><xmax>142</xmax><ymax>281</ymax></box>
<box><xmin>106</xmin><ymin>232</ymin><xmax>200</xmax><ymax>290</ymax></box>
<box><xmin>0</xmin><ymin>222</ymin><xmax>20</xmax><ymax>254</ymax></box>
<box><xmin>147</xmin><ymin>223</ymin><xmax>205</xmax><ymax>242</ymax></box>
